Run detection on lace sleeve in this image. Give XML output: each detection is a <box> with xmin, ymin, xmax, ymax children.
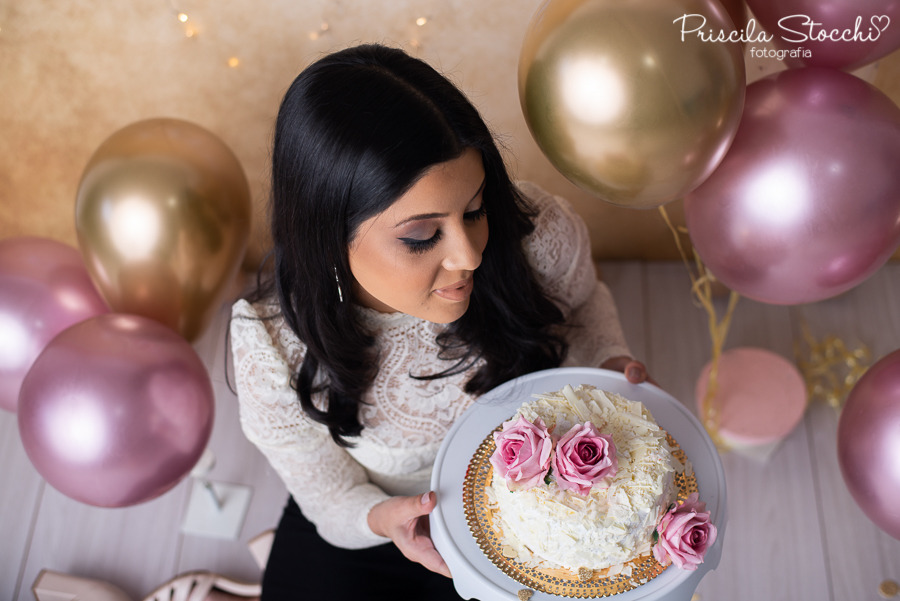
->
<box><xmin>518</xmin><ymin>182</ymin><xmax>633</xmax><ymax>367</ymax></box>
<box><xmin>230</xmin><ymin>299</ymin><xmax>390</xmax><ymax>549</ymax></box>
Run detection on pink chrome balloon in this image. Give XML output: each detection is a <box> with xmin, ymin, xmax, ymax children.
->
<box><xmin>0</xmin><ymin>237</ymin><xmax>109</xmax><ymax>412</ymax></box>
<box><xmin>745</xmin><ymin>0</ymin><xmax>900</xmax><ymax>71</ymax></box>
<box><xmin>17</xmin><ymin>314</ymin><xmax>214</xmax><ymax>507</ymax></box>
<box><xmin>838</xmin><ymin>348</ymin><xmax>900</xmax><ymax>540</ymax></box>
<box><xmin>684</xmin><ymin>67</ymin><xmax>900</xmax><ymax>305</ymax></box>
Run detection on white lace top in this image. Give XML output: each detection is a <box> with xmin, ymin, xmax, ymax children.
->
<box><xmin>230</xmin><ymin>182</ymin><xmax>631</xmax><ymax>549</ymax></box>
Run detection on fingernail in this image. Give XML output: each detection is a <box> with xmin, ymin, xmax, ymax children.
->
<box><xmin>421</xmin><ymin>492</ymin><xmax>431</xmax><ymax>505</ymax></box>
<box><xmin>627</xmin><ymin>367</ymin><xmax>641</xmax><ymax>380</ymax></box>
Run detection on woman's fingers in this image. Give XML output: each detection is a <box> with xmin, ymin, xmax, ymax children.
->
<box><xmin>410</xmin><ymin>520</ymin><xmax>452</xmax><ymax>577</ymax></box>
<box><xmin>601</xmin><ymin>355</ymin><xmax>658</xmax><ymax>386</ymax></box>
<box><xmin>369</xmin><ymin>492</ymin><xmax>453</xmax><ymax>577</ymax></box>
<box><xmin>625</xmin><ymin>362</ymin><xmax>646</xmax><ymax>382</ymax></box>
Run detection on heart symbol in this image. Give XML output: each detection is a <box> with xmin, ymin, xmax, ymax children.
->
<box><xmin>871</xmin><ymin>15</ymin><xmax>891</xmax><ymax>35</ymax></box>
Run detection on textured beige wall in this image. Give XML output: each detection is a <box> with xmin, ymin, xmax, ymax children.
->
<box><xmin>1</xmin><ymin>0</ymin><xmax>899</xmax><ymax>266</ymax></box>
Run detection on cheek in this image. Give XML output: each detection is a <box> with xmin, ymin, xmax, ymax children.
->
<box><xmin>472</xmin><ymin>221</ymin><xmax>490</xmax><ymax>256</ymax></box>
<box><xmin>350</xmin><ymin>239</ymin><xmax>439</xmax><ymax>304</ymax></box>
<box><xmin>479</xmin><ymin>221</ymin><xmax>490</xmax><ymax>249</ymax></box>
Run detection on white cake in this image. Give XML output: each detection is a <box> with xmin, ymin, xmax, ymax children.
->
<box><xmin>486</xmin><ymin>384</ymin><xmax>680</xmax><ymax>576</ymax></box>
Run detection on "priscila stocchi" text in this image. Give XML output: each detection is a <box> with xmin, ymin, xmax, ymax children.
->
<box><xmin>674</xmin><ymin>13</ymin><xmax>891</xmax><ymax>44</ymax></box>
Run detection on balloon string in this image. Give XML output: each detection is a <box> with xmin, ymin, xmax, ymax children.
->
<box><xmin>658</xmin><ymin>206</ymin><xmax>739</xmax><ymax>450</ymax></box>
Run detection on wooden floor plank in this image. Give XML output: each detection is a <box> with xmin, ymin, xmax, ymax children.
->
<box><xmin>642</xmin><ymin>262</ymin><xmax>713</xmax><ymax>403</ymax></box>
<box><xmin>644</xmin><ymin>262</ymin><xmax>831</xmax><ymax>601</ymax></box>
<box><xmin>0</xmin><ymin>411</ymin><xmax>44</xmax><ymax>601</ymax></box>
<box><xmin>597</xmin><ymin>260</ymin><xmax>648</xmax><ymax>363</ymax></box>
<box><xmin>19</xmin><ymin>481</ymin><xmax>188</xmax><ymax>600</ymax></box>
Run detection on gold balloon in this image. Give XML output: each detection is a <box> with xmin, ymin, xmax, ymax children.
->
<box><xmin>520</xmin><ymin>0</ymin><xmax>746</xmax><ymax>209</ymax></box>
<box><xmin>75</xmin><ymin>118</ymin><xmax>251</xmax><ymax>341</ymax></box>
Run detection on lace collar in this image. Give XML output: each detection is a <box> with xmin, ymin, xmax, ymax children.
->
<box><xmin>354</xmin><ymin>304</ymin><xmax>424</xmax><ymax>332</ymax></box>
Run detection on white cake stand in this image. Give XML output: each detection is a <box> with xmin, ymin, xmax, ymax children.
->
<box><xmin>430</xmin><ymin>367</ymin><xmax>727</xmax><ymax>601</ymax></box>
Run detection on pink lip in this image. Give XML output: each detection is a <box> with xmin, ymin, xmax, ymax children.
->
<box><xmin>433</xmin><ymin>277</ymin><xmax>474</xmax><ymax>302</ymax></box>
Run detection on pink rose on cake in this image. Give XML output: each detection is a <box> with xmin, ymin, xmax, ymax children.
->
<box><xmin>652</xmin><ymin>493</ymin><xmax>717</xmax><ymax>571</ymax></box>
<box><xmin>552</xmin><ymin>422</ymin><xmax>618</xmax><ymax>495</ymax></box>
<box><xmin>490</xmin><ymin>416</ymin><xmax>553</xmax><ymax>491</ymax></box>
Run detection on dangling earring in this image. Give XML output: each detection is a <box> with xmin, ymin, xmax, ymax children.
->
<box><xmin>334</xmin><ymin>266</ymin><xmax>344</xmax><ymax>303</ymax></box>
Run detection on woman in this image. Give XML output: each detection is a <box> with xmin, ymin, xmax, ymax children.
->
<box><xmin>231</xmin><ymin>43</ymin><xmax>651</xmax><ymax>600</ymax></box>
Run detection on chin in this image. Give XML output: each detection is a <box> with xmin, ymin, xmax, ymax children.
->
<box><xmin>422</xmin><ymin>300</ymin><xmax>471</xmax><ymax>325</ymax></box>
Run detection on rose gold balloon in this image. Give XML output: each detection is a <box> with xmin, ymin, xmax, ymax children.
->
<box><xmin>17</xmin><ymin>314</ymin><xmax>214</xmax><ymax>507</ymax></box>
<box><xmin>75</xmin><ymin>118</ymin><xmax>251</xmax><ymax>341</ymax></box>
<box><xmin>719</xmin><ymin>0</ymin><xmax>747</xmax><ymax>35</ymax></box>
<box><xmin>838</xmin><ymin>348</ymin><xmax>900</xmax><ymax>540</ymax></box>
<box><xmin>685</xmin><ymin>68</ymin><xmax>900</xmax><ymax>305</ymax></box>
<box><xmin>0</xmin><ymin>237</ymin><xmax>109</xmax><ymax>412</ymax></box>
<box><xmin>519</xmin><ymin>0</ymin><xmax>745</xmax><ymax>209</ymax></box>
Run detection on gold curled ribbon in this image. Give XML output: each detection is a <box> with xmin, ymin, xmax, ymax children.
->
<box><xmin>659</xmin><ymin>206</ymin><xmax>739</xmax><ymax>450</ymax></box>
<box><xmin>793</xmin><ymin>321</ymin><xmax>871</xmax><ymax>412</ymax></box>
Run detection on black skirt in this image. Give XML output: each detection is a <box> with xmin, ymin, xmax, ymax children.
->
<box><xmin>261</xmin><ymin>496</ymin><xmax>473</xmax><ymax>600</ymax></box>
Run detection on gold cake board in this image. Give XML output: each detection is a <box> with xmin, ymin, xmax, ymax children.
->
<box><xmin>463</xmin><ymin>430</ymin><xmax>698</xmax><ymax>598</ymax></box>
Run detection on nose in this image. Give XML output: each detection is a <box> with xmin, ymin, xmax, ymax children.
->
<box><xmin>441</xmin><ymin>225</ymin><xmax>484</xmax><ymax>272</ymax></box>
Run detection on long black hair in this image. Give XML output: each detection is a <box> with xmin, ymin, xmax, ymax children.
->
<box><xmin>259</xmin><ymin>44</ymin><xmax>567</xmax><ymax>446</ymax></box>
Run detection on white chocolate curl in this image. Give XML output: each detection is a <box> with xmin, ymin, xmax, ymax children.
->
<box><xmin>486</xmin><ymin>385</ymin><xmax>678</xmax><ymax>574</ymax></box>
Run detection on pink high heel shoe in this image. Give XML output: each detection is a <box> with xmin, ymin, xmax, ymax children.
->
<box><xmin>32</xmin><ymin>569</ymin><xmax>133</xmax><ymax>601</ymax></box>
<box><xmin>246</xmin><ymin>529</ymin><xmax>274</xmax><ymax>570</ymax></box>
<box><xmin>32</xmin><ymin>569</ymin><xmax>261</xmax><ymax>601</ymax></box>
<box><xmin>141</xmin><ymin>571</ymin><xmax>260</xmax><ymax>601</ymax></box>
<box><xmin>32</xmin><ymin>528</ymin><xmax>268</xmax><ymax>601</ymax></box>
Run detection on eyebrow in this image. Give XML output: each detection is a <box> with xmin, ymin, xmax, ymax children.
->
<box><xmin>392</xmin><ymin>177</ymin><xmax>486</xmax><ymax>228</ymax></box>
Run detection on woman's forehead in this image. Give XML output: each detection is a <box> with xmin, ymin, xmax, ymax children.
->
<box><xmin>374</xmin><ymin>148</ymin><xmax>485</xmax><ymax>226</ymax></box>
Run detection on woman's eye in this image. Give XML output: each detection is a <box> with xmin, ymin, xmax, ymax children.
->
<box><xmin>397</xmin><ymin>205</ymin><xmax>484</xmax><ymax>255</ymax></box>
<box><xmin>400</xmin><ymin>230</ymin><xmax>443</xmax><ymax>254</ymax></box>
<box><xmin>464</xmin><ymin>205</ymin><xmax>487</xmax><ymax>221</ymax></box>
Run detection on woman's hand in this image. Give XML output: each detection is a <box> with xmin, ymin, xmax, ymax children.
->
<box><xmin>601</xmin><ymin>355</ymin><xmax>657</xmax><ymax>386</ymax></box>
<box><xmin>367</xmin><ymin>491</ymin><xmax>452</xmax><ymax>577</ymax></box>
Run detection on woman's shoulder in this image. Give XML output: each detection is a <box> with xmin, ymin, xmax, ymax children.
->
<box><xmin>231</xmin><ymin>296</ymin><xmax>306</xmax><ymax>369</ymax></box>
<box><xmin>232</xmin><ymin>296</ymin><xmax>273</xmax><ymax>319</ymax></box>
<box><xmin>516</xmin><ymin>181</ymin><xmax>591</xmax><ymax>278</ymax></box>
<box><xmin>517</xmin><ymin>181</ymin><xmax>582</xmax><ymax>224</ymax></box>
<box><xmin>231</xmin><ymin>296</ymin><xmax>283</xmax><ymax>336</ymax></box>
